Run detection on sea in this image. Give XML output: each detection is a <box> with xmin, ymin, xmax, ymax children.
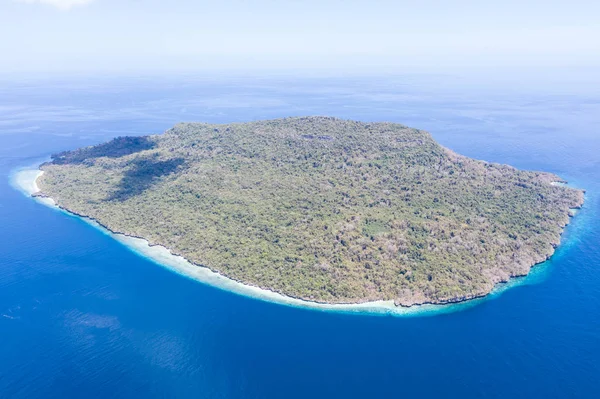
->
<box><xmin>1</xmin><ymin>71</ymin><xmax>599</xmax><ymax>398</ymax></box>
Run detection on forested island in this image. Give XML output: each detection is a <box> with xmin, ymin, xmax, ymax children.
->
<box><xmin>36</xmin><ymin>117</ymin><xmax>584</xmax><ymax>306</ymax></box>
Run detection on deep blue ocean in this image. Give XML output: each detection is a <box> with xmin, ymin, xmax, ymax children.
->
<box><xmin>1</xmin><ymin>73</ymin><xmax>599</xmax><ymax>398</ymax></box>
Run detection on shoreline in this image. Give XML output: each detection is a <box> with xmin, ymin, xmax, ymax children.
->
<box><xmin>10</xmin><ymin>166</ymin><xmax>582</xmax><ymax>317</ymax></box>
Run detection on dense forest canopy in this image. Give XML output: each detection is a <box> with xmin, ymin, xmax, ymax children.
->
<box><xmin>38</xmin><ymin>117</ymin><xmax>584</xmax><ymax>306</ymax></box>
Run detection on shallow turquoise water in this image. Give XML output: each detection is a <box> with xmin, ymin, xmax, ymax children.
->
<box><xmin>0</xmin><ymin>74</ymin><xmax>599</xmax><ymax>398</ymax></box>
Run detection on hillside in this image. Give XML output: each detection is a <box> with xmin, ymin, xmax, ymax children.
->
<box><xmin>37</xmin><ymin>117</ymin><xmax>584</xmax><ymax>306</ymax></box>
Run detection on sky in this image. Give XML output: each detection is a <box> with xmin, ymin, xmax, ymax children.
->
<box><xmin>1</xmin><ymin>0</ymin><xmax>600</xmax><ymax>75</ymax></box>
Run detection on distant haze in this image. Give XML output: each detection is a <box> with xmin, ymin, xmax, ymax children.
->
<box><xmin>1</xmin><ymin>0</ymin><xmax>600</xmax><ymax>75</ymax></box>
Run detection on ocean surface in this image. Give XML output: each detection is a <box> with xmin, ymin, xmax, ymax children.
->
<box><xmin>1</xmin><ymin>73</ymin><xmax>599</xmax><ymax>398</ymax></box>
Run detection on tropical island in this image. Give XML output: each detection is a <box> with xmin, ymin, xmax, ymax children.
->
<box><xmin>35</xmin><ymin>117</ymin><xmax>584</xmax><ymax>307</ymax></box>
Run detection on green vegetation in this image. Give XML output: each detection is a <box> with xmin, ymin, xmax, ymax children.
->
<box><xmin>38</xmin><ymin>117</ymin><xmax>584</xmax><ymax>306</ymax></box>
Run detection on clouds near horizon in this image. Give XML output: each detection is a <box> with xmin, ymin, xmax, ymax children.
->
<box><xmin>2</xmin><ymin>0</ymin><xmax>600</xmax><ymax>74</ymax></box>
<box><xmin>15</xmin><ymin>0</ymin><xmax>94</xmax><ymax>11</ymax></box>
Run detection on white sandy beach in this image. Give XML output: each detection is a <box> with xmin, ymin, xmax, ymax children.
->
<box><xmin>11</xmin><ymin>166</ymin><xmax>552</xmax><ymax>317</ymax></box>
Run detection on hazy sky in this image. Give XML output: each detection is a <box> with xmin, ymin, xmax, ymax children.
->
<box><xmin>1</xmin><ymin>0</ymin><xmax>599</xmax><ymax>74</ymax></box>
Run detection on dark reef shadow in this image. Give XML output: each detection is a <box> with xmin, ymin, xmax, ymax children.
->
<box><xmin>51</xmin><ymin>136</ymin><xmax>157</xmax><ymax>165</ymax></box>
<box><xmin>107</xmin><ymin>154</ymin><xmax>185</xmax><ymax>201</ymax></box>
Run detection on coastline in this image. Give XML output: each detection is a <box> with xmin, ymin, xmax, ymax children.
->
<box><xmin>10</xmin><ymin>166</ymin><xmax>582</xmax><ymax>317</ymax></box>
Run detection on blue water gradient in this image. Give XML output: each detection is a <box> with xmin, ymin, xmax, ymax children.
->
<box><xmin>1</xmin><ymin>75</ymin><xmax>599</xmax><ymax>398</ymax></box>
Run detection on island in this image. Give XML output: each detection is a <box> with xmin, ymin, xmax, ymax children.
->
<box><xmin>34</xmin><ymin>117</ymin><xmax>584</xmax><ymax>307</ymax></box>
